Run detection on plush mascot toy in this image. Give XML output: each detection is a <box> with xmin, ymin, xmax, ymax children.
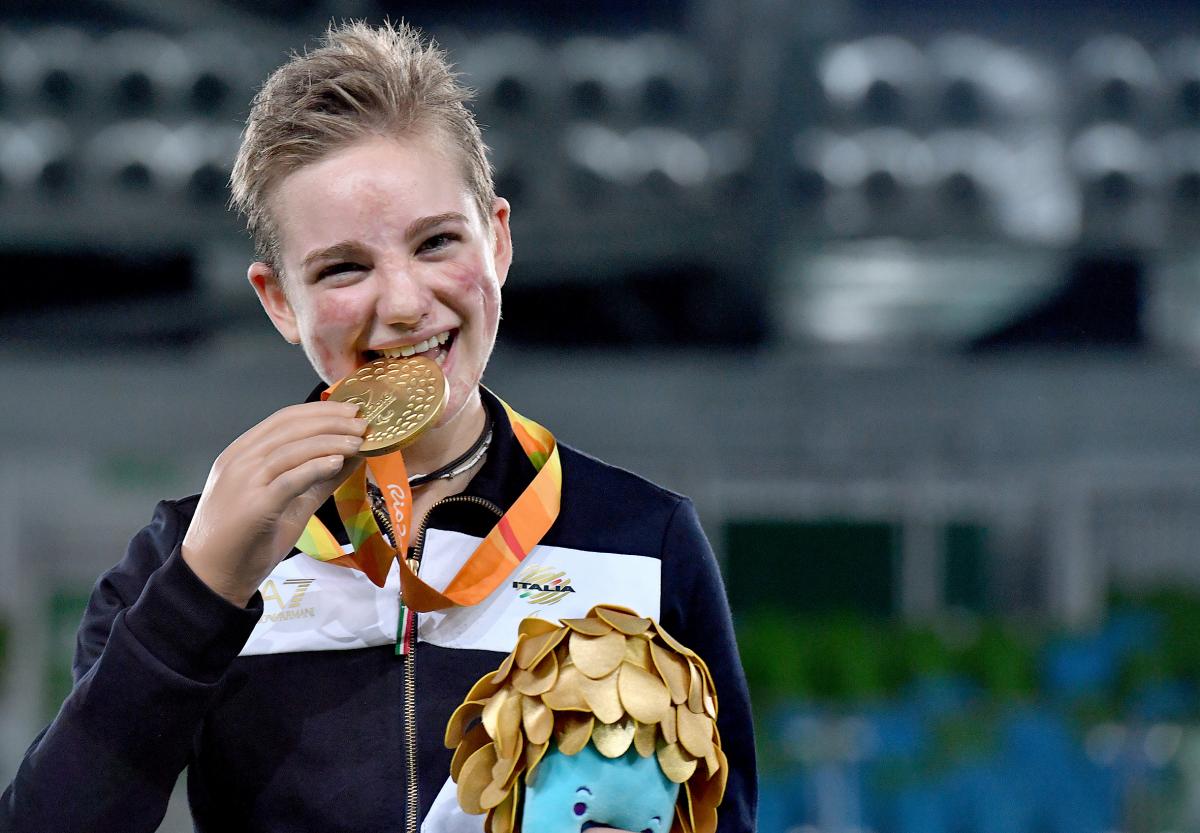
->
<box><xmin>445</xmin><ymin>605</ymin><xmax>728</xmax><ymax>833</ymax></box>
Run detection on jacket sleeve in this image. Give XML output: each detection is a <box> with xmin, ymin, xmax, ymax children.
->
<box><xmin>0</xmin><ymin>499</ymin><xmax>263</xmax><ymax>833</ymax></box>
<box><xmin>658</xmin><ymin>498</ymin><xmax>758</xmax><ymax>833</ymax></box>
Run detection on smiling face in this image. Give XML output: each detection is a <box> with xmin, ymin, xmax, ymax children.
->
<box><xmin>249</xmin><ymin>131</ymin><xmax>512</xmax><ymax>436</ymax></box>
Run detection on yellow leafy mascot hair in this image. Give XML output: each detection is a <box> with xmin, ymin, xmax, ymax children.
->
<box><xmin>445</xmin><ymin>605</ymin><xmax>729</xmax><ymax>833</ymax></box>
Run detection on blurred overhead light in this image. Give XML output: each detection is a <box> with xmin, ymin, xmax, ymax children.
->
<box><xmin>1159</xmin><ymin>38</ymin><xmax>1200</xmax><ymax>127</ymax></box>
<box><xmin>926</xmin><ymin>130</ymin><xmax>1015</xmax><ymax>233</ymax></box>
<box><xmin>1158</xmin><ymin>130</ymin><xmax>1200</xmax><ymax>241</ymax></box>
<box><xmin>4</xmin><ymin>27</ymin><xmax>93</xmax><ymax>113</ymax></box>
<box><xmin>0</xmin><ymin>29</ymin><xmax>29</xmax><ymax>113</ymax></box>
<box><xmin>178</xmin><ymin>31</ymin><xmax>256</xmax><ymax>117</ymax></box>
<box><xmin>853</xmin><ymin>128</ymin><xmax>932</xmax><ymax>236</ymax></box>
<box><xmin>1071</xmin><ymin>35</ymin><xmax>1161</xmax><ymax>125</ymax></box>
<box><xmin>88</xmin><ymin>120</ymin><xmax>176</xmax><ymax>193</ymax></box>
<box><xmin>819</xmin><ymin>36</ymin><xmax>931</xmax><ymax>125</ymax></box>
<box><xmin>98</xmin><ymin>30</ymin><xmax>189</xmax><ymax>115</ymax></box>
<box><xmin>629</xmin><ymin>126</ymin><xmax>709</xmax><ymax>187</ymax></box>
<box><xmin>562</xmin><ymin>121</ymin><xmax>733</xmax><ymax>210</ymax></box>
<box><xmin>0</xmin><ymin>119</ymin><xmax>73</xmax><ymax>195</ymax></box>
<box><xmin>777</xmin><ymin>240</ymin><xmax>1062</xmax><ymax>349</ymax></box>
<box><xmin>564</xmin><ymin>122</ymin><xmax>633</xmax><ymax>184</ymax></box>
<box><xmin>557</xmin><ymin>35</ymin><xmax>706</xmax><ymax>125</ymax></box>
<box><xmin>928</xmin><ymin>34</ymin><xmax>1057</xmax><ymax>125</ymax></box>
<box><xmin>177</xmin><ymin>122</ymin><xmax>239</xmax><ymax>204</ymax></box>
<box><xmin>1070</xmin><ymin>122</ymin><xmax>1163</xmax><ymax>246</ymax></box>
<box><xmin>458</xmin><ymin>33</ymin><xmax>550</xmax><ymax>122</ymax></box>
<box><xmin>791</xmin><ymin>129</ymin><xmax>932</xmax><ymax>236</ymax></box>
<box><xmin>624</xmin><ymin>34</ymin><xmax>708</xmax><ymax>123</ymax></box>
<box><xmin>0</xmin><ymin>120</ymin><xmax>36</xmax><ymax>190</ymax></box>
<box><xmin>1070</xmin><ymin>123</ymin><xmax>1160</xmax><ymax>203</ymax></box>
<box><xmin>559</xmin><ymin>37</ymin><xmax>625</xmax><ymax>120</ymax></box>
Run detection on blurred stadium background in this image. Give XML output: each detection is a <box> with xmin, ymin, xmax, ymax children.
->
<box><xmin>5</xmin><ymin>0</ymin><xmax>1200</xmax><ymax>831</ymax></box>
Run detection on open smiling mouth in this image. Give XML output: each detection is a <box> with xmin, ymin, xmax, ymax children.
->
<box><xmin>362</xmin><ymin>329</ymin><xmax>455</xmax><ymax>367</ymax></box>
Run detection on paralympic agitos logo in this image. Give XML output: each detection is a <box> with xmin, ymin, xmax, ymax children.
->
<box><xmin>512</xmin><ymin>565</ymin><xmax>575</xmax><ymax>605</ymax></box>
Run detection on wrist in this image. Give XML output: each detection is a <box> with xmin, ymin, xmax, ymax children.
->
<box><xmin>180</xmin><ymin>543</ymin><xmax>257</xmax><ymax>608</ymax></box>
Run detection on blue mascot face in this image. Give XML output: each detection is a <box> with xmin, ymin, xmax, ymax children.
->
<box><xmin>522</xmin><ymin>743</ymin><xmax>679</xmax><ymax>833</ymax></box>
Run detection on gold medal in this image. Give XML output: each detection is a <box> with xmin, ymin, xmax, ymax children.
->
<box><xmin>327</xmin><ymin>355</ymin><xmax>447</xmax><ymax>456</ymax></box>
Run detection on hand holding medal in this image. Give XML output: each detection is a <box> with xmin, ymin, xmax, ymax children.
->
<box><xmin>180</xmin><ymin>398</ymin><xmax>369</xmax><ymax>607</ymax></box>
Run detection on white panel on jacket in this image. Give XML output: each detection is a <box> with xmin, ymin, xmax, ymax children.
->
<box><xmin>416</xmin><ymin>529</ymin><xmax>662</xmax><ymax>654</ymax></box>
<box><xmin>239</xmin><ymin>544</ymin><xmax>401</xmax><ymax>656</ymax></box>
<box><xmin>237</xmin><ymin>529</ymin><xmax>662</xmax><ymax>657</ymax></box>
<box><xmin>423</xmin><ymin>777</ymin><xmax>485</xmax><ymax>833</ymax></box>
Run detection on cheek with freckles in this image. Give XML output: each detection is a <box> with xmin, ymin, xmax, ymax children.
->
<box><xmin>300</xmin><ymin>293</ymin><xmax>372</xmax><ymax>378</ymax></box>
<box><xmin>442</xmin><ymin>260</ymin><xmax>501</xmax><ymax>302</ymax></box>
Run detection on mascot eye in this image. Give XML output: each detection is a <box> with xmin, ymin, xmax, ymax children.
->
<box><xmin>573</xmin><ymin>802</ymin><xmax>587</xmax><ymax>817</ymax></box>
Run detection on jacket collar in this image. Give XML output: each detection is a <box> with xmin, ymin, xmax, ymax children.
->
<box><xmin>460</xmin><ymin>386</ymin><xmax>539</xmax><ymax>511</ymax></box>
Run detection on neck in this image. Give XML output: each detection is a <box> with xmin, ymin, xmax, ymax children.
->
<box><xmin>400</xmin><ymin>389</ymin><xmax>487</xmax><ymax>478</ymax></box>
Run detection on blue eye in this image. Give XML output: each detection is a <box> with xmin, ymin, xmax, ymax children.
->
<box><xmin>573</xmin><ymin>802</ymin><xmax>587</xmax><ymax>816</ymax></box>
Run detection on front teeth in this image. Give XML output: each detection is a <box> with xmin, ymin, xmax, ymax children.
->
<box><xmin>379</xmin><ymin>331</ymin><xmax>451</xmax><ymax>359</ymax></box>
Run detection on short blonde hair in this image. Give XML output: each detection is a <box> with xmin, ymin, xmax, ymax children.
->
<box><xmin>230</xmin><ymin>19</ymin><xmax>495</xmax><ymax>267</ymax></box>
<box><xmin>445</xmin><ymin>605</ymin><xmax>729</xmax><ymax>833</ymax></box>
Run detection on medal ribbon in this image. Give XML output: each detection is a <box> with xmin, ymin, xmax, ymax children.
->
<box><xmin>292</xmin><ymin>395</ymin><xmax>562</xmax><ymax>612</ymax></box>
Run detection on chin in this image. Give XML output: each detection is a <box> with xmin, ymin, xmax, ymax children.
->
<box><xmin>438</xmin><ymin>383</ymin><xmax>478</xmax><ymax>428</ymax></box>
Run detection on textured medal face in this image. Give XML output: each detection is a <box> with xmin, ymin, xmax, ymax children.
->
<box><xmin>327</xmin><ymin>355</ymin><xmax>448</xmax><ymax>456</ymax></box>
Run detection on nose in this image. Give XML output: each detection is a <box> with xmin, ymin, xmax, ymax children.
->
<box><xmin>375</xmin><ymin>264</ymin><xmax>432</xmax><ymax>328</ymax></box>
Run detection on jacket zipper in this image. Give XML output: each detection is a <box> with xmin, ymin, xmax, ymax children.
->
<box><xmin>377</xmin><ymin>494</ymin><xmax>503</xmax><ymax>833</ymax></box>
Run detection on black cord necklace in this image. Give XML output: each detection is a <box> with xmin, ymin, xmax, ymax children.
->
<box><xmin>406</xmin><ymin>412</ymin><xmax>494</xmax><ymax>488</ymax></box>
<box><xmin>365</xmin><ymin>413</ymin><xmax>492</xmax><ymax>548</ymax></box>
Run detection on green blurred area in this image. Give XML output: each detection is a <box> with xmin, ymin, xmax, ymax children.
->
<box><xmin>725</xmin><ymin>517</ymin><xmax>1200</xmax><ymax>711</ymax></box>
<box><xmin>725</xmin><ymin>519</ymin><xmax>900</xmax><ymax>616</ymax></box>
<box><xmin>44</xmin><ymin>589</ymin><xmax>91</xmax><ymax>722</ymax></box>
<box><xmin>734</xmin><ymin>609</ymin><xmax>1039</xmax><ymax>707</ymax></box>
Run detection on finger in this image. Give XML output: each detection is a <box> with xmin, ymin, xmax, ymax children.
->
<box><xmin>238</xmin><ymin>413</ymin><xmax>370</xmax><ymax>460</ymax></box>
<box><xmin>272</xmin><ymin>400</ymin><xmax>362</xmax><ymax>422</ymax></box>
<box><xmin>268</xmin><ymin>453</ymin><xmax>355</xmax><ymax>506</ymax></box>
<box><xmin>279</xmin><ymin>454</ymin><xmax>363</xmax><ymax>527</ymax></box>
<box><xmin>260</xmin><ymin>433</ymin><xmax>366</xmax><ymax>485</ymax></box>
<box><xmin>227</xmin><ymin>401</ymin><xmax>364</xmax><ymax>450</ymax></box>
<box><xmin>308</xmin><ymin>453</ymin><xmax>363</xmax><ymax>496</ymax></box>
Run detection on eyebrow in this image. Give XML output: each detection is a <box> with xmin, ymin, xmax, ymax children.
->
<box><xmin>406</xmin><ymin>211</ymin><xmax>469</xmax><ymax>240</ymax></box>
<box><xmin>301</xmin><ymin>241</ymin><xmax>365</xmax><ymax>271</ymax></box>
<box><xmin>300</xmin><ymin>212</ymin><xmax>470</xmax><ymax>271</ymax></box>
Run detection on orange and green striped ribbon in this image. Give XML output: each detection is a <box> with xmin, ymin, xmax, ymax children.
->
<box><xmin>293</xmin><ymin>395</ymin><xmax>562</xmax><ymax>612</ymax></box>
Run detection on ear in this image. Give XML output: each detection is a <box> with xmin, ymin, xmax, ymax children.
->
<box><xmin>248</xmin><ymin>261</ymin><xmax>301</xmax><ymax>344</ymax></box>
<box><xmin>489</xmin><ymin>197</ymin><xmax>513</xmax><ymax>288</ymax></box>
